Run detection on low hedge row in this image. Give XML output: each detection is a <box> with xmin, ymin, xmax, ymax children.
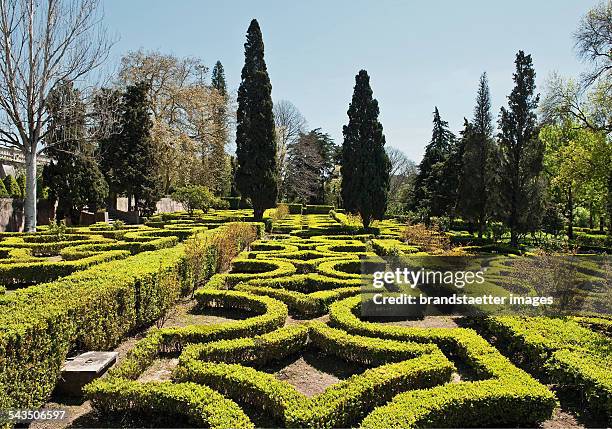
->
<box><xmin>0</xmin><ymin>234</ymin><xmax>110</xmax><ymax>256</ymax></box>
<box><xmin>173</xmin><ymin>321</ymin><xmax>453</xmax><ymax>428</ymax></box>
<box><xmin>86</xmin><ymin>379</ymin><xmax>254</xmax><ymax>428</ymax></box>
<box><xmin>176</xmin><ymin>350</ymin><xmax>453</xmax><ymax>428</ymax></box>
<box><xmin>156</xmin><ymin>290</ymin><xmax>288</xmax><ymax>351</ymax></box>
<box><xmin>0</xmin><ymin>222</ymin><xmax>260</xmax><ymax>410</ymax></box>
<box><xmin>304</xmin><ymin>204</ymin><xmax>334</xmax><ymax>214</ymax></box>
<box><xmin>477</xmin><ymin>315</ymin><xmax>612</xmax><ymax>421</ymax></box>
<box><xmin>59</xmin><ymin>235</ymin><xmax>178</xmax><ymax>260</ymax></box>
<box><xmin>361</xmin><ymin>376</ymin><xmax>554</xmax><ymax>428</ymax></box>
<box><xmin>328</xmin><ymin>296</ymin><xmax>557</xmax><ymax>427</ymax></box>
<box><xmin>233</xmin><ymin>272</ymin><xmax>366</xmax><ymax>316</ymax></box>
<box><xmin>179</xmin><ymin>324</ymin><xmax>309</xmax><ymax>366</ymax></box>
<box><xmin>0</xmin><ymin>250</ymin><xmax>130</xmax><ymax>287</ymax></box>
<box><xmin>236</xmin><ymin>283</ymin><xmax>361</xmax><ymax>316</ymax></box>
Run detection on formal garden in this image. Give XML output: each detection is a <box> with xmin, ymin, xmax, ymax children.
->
<box><xmin>0</xmin><ymin>206</ymin><xmax>608</xmax><ymax>428</ymax></box>
<box><xmin>0</xmin><ymin>0</ymin><xmax>611</xmax><ymax>427</ymax></box>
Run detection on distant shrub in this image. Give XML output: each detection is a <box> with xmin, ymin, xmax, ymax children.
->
<box><xmin>222</xmin><ymin>196</ymin><xmax>241</xmax><ymax>209</ymax></box>
<box><xmin>173</xmin><ymin>185</ymin><xmax>215</xmax><ymax>214</ymax></box>
<box><xmin>271</xmin><ymin>204</ymin><xmax>289</xmax><ymax>221</ymax></box>
<box><xmin>47</xmin><ymin>219</ymin><xmax>68</xmax><ymax>240</ymax></box>
<box><xmin>402</xmin><ymin>223</ymin><xmax>451</xmax><ymax>254</ymax></box>
<box><xmin>113</xmin><ymin>220</ymin><xmax>126</xmax><ymax>230</ymax></box>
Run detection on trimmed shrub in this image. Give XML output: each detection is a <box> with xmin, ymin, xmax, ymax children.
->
<box><xmin>86</xmin><ymin>379</ymin><xmax>254</xmax><ymax>428</ymax></box>
<box><xmin>304</xmin><ymin>204</ymin><xmax>334</xmax><ymax>214</ymax></box>
<box><xmin>287</xmin><ymin>203</ymin><xmax>302</xmax><ymax>214</ymax></box>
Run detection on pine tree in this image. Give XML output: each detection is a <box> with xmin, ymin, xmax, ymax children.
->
<box><xmin>44</xmin><ymin>81</ymin><xmax>108</xmax><ymax>223</ymax></box>
<box><xmin>411</xmin><ymin>107</ymin><xmax>456</xmax><ymax>220</ymax></box>
<box><xmin>459</xmin><ymin>73</ymin><xmax>499</xmax><ymax>237</ymax></box>
<box><xmin>341</xmin><ymin>70</ymin><xmax>390</xmax><ymax>228</ymax></box>
<box><xmin>235</xmin><ymin>19</ymin><xmax>277</xmax><ymax>219</ymax></box>
<box><xmin>498</xmin><ymin>51</ymin><xmax>544</xmax><ymax>245</ymax></box>
<box><xmin>211</xmin><ymin>61</ymin><xmax>227</xmax><ymax>97</ymax></box>
<box><xmin>209</xmin><ymin>60</ymin><xmax>231</xmax><ymax>196</ymax></box>
<box><xmin>121</xmin><ymin>82</ymin><xmax>162</xmax><ymax>216</ymax></box>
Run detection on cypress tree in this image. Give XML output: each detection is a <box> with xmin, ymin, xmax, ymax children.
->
<box><xmin>460</xmin><ymin>73</ymin><xmax>499</xmax><ymax>238</ymax></box>
<box><xmin>106</xmin><ymin>82</ymin><xmax>162</xmax><ymax>216</ymax></box>
<box><xmin>235</xmin><ymin>19</ymin><xmax>277</xmax><ymax>220</ymax></box>
<box><xmin>498</xmin><ymin>51</ymin><xmax>544</xmax><ymax>245</ymax></box>
<box><xmin>209</xmin><ymin>60</ymin><xmax>231</xmax><ymax>196</ymax></box>
<box><xmin>341</xmin><ymin>70</ymin><xmax>390</xmax><ymax>228</ymax></box>
<box><xmin>411</xmin><ymin>107</ymin><xmax>456</xmax><ymax>221</ymax></box>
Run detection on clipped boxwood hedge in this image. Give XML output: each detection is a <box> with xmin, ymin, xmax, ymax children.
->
<box><xmin>328</xmin><ymin>296</ymin><xmax>557</xmax><ymax>427</ymax></box>
<box><xmin>0</xmin><ymin>222</ymin><xmax>260</xmax><ymax>410</ymax></box>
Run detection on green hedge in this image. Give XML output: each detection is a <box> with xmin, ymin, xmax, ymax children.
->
<box><xmin>180</xmin><ymin>324</ymin><xmax>308</xmax><ymax>366</ymax></box>
<box><xmin>0</xmin><ymin>250</ymin><xmax>130</xmax><ymax>287</ymax></box>
<box><xmin>478</xmin><ymin>315</ymin><xmax>612</xmax><ymax>421</ymax></box>
<box><xmin>234</xmin><ymin>273</ymin><xmax>365</xmax><ymax>316</ymax></box>
<box><xmin>0</xmin><ymin>222</ymin><xmax>260</xmax><ymax>410</ymax></box>
<box><xmin>304</xmin><ymin>204</ymin><xmax>334</xmax><ymax>214</ymax></box>
<box><xmin>328</xmin><ymin>296</ymin><xmax>557</xmax><ymax>427</ymax></box>
<box><xmin>286</xmin><ymin>203</ymin><xmax>302</xmax><ymax>214</ymax></box>
<box><xmin>156</xmin><ymin>290</ymin><xmax>288</xmax><ymax>351</ymax></box>
<box><xmin>86</xmin><ymin>379</ymin><xmax>254</xmax><ymax>428</ymax></box>
<box><xmin>174</xmin><ymin>321</ymin><xmax>454</xmax><ymax>428</ymax></box>
<box><xmin>176</xmin><ymin>350</ymin><xmax>452</xmax><ymax>428</ymax></box>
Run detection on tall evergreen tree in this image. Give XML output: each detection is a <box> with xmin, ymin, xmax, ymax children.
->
<box><xmin>498</xmin><ymin>51</ymin><xmax>544</xmax><ymax>245</ymax></box>
<box><xmin>122</xmin><ymin>82</ymin><xmax>162</xmax><ymax>216</ymax></box>
<box><xmin>459</xmin><ymin>73</ymin><xmax>499</xmax><ymax>237</ymax></box>
<box><xmin>44</xmin><ymin>81</ymin><xmax>108</xmax><ymax>224</ymax></box>
<box><xmin>98</xmin><ymin>88</ymin><xmax>125</xmax><ymax>209</ymax></box>
<box><xmin>411</xmin><ymin>107</ymin><xmax>456</xmax><ymax>220</ymax></box>
<box><xmin>341</xmin><ymin>70</ymin><xmax>390</xmax><ymax>228</ymax></box>
<box><xmin>209</xmin><ymin>60</ymin><xmax>231</xmax><ymax>196</ymax></box>
<box><xmin>235</xmin><ymin>19</ymin><xmax>277</xmax><ymax>220</ymax></box>
<box><xmin>211</xmin><ymin>61</ymin><xmax>227</xmax><ymax>97</ymax></box>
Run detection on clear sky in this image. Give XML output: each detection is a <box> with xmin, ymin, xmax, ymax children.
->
<box><xmin>102</xmin><ymin>0</ymin><xmax>598</xmax><ymax>162</ymax></box>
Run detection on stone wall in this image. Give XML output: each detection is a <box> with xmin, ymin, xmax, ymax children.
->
<box><xmin>0</xmin><ymin>199</ymin><xmax>55</xmax><ymax>232</ymax></box>
<box><xmin>115</xmin><ymin>196</ymin><xmax>184</xmax><ymax>214</ymax></box>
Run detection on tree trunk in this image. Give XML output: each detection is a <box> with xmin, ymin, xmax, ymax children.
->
<box><xmin>24</xmin><ymin>151</ymin><xmax>37</xmax><ymax>232</ymax></box>
<box><xmin>567</xmin><ymin>185</ymin><xmax>574</xmax><ymax>240</ymax></box>
<box><xmin>253</xmin><ymin>207</ymin><xmax>264</xmax><ymax>221</ymax></box>
<box><xmin>589</xmin><ymin>201</ymin><xmax>594</xmax><ymax>230</ymax></box>
<box><xmin>600</xmin><ymin>215</ymin><xmax>605</xmax><ymax>233</ymax></box>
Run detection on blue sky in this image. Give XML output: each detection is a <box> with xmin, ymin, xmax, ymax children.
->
<box><xmin>102</xmin><ymin>0</ymin><xmax>597</xmax><ymax>161</ymax></box>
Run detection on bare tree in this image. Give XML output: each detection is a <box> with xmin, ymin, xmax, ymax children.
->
<box><xmin>0</xmin><ymin>0</ymin><xmax>113</xmax><ymax>231</ymax></box>
<box><xmin>575</xmin><ymin>1</ymin><xmax>612</xmax><ymax>88</ymax></box>
<box><xmin>541</xmin><ymin>2</ymin><xmax>612</xmax><ymax>134</ymax></box>
<box><xmin>541</xmin><ymin>74</ymin><xmax>612</xmax><ymax>133</ymax></box>
<box><xmin>386</xmin><ymin>146</ymin><xmax>416</xmax><ymax>197</ymax></box>
<box><xmin>284</xmin><ymin>131</ymin><xmax>327</xmax><ymax>203</ymax></box>
<box><xmin>273</xmin><ymin>100</ymin><xmax>306</xmax><ymax>196</ymax></box>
